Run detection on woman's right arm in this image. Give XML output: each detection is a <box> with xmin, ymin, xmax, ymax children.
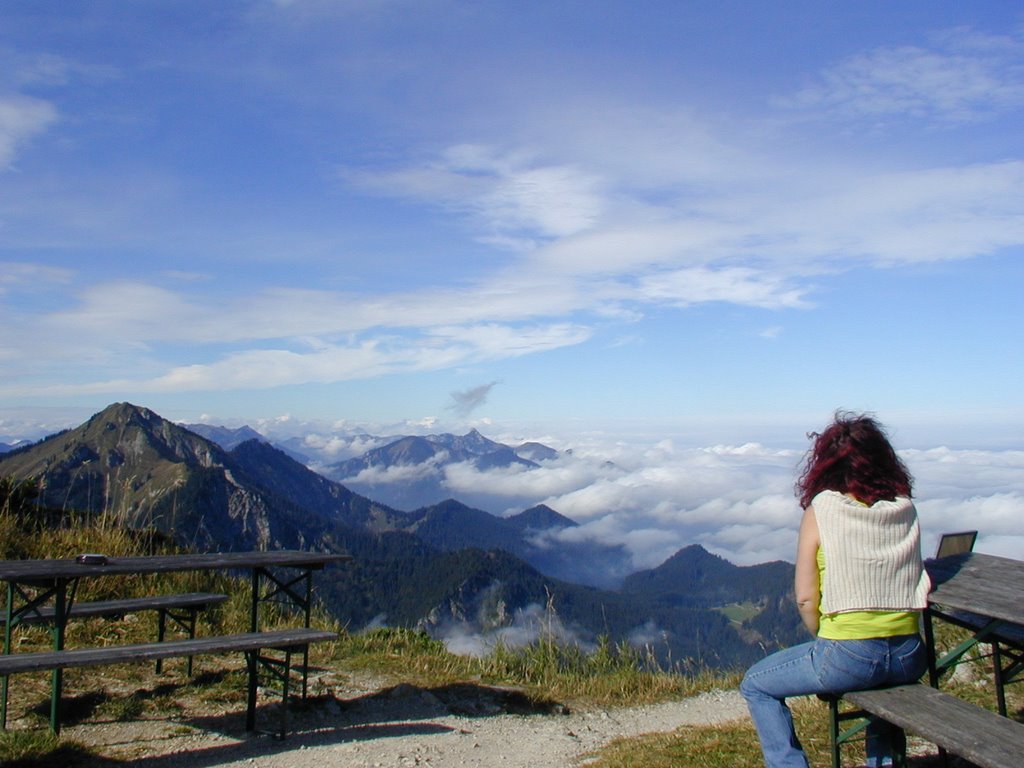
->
<box><xmin>794</xmin><ymin>506</ymin><xmax>821</xmax><ymax>636</ymax></box>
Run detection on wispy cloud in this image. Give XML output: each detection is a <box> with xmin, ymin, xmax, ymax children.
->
<box><xmin>0</xmin><ymin>262</ymin><xmax>72</xmax><ymax>292</ymax></box>
<box><xmin>344</xmin><ymin>144</ymin><xmax>607</xmax><ymax>244</ymax></box>
<box><xmin>449</xmin><ymin>381</ymin><xmax>500</xmax><ymax>417</ymax></box>
<box><xmin>0</xmin><ymin>94</ymin><xmax>57</xmax><ymax>167</ymax></box>
<box><xmin>782</xmin><ymin>27</ymin><xmax>1024</xmax><ymax>123</ymax></box>
<box><xmin>6</xmin><ymin>134</ymin><xmax>1023</xmax><ymax>396</ymax></box>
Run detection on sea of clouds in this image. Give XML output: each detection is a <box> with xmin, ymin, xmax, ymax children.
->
<box><xmin>285</xmin><ymin>424</ymin><xmax>1024</xmax><ymax>656</ymax></box>
<box><xmin>277</xmin><ymin>422</ymin><xmax>1024</xmax><ymax>572</ymax></box>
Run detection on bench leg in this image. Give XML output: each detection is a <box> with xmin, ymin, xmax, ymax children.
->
<box><xmin>187</xmin><ymin>608</ymin><xmax>198</xmax><ymax>676</ymax></box>
<box><xmin>245</xmin><ymin>649</ymin><xmax>259</xmax><ymax>732</ymax></box>
<box><xmin>829</xmin><ymin>697</ymin><xmax>842</xmax><ymax>768</ymax></box>
<box><xmin>244</xmin><ymin>645</ymin><xmax>304</xmax><ymax>739</ymax></box>
<box><xmin>156</xmin><ymin>608</ymin><xmax>167</xmax><ymax>674</ymax></box>
<box><xmin>156</xmin><ymin>607</ymin><xmax>202</xmax><ymax>675</ymax></box>
<box><xmin>2</xmin><ymin>581</ymin><xmax>11</xmax><ymax>729</ymax></box>
<box><xmin>866</xmin><ymin>719</ymin><xmax>908</xmax><ymax>768</ymax></box>
<box><xmin>50</xmin><ymin>669</ymin><xmax>63</xmax><ymax>734</ymax></box>
<box><xmin>280</xmin><ymin>647</ymin><xmax>292</xmax><ymax>740</ymax></box>
<box><xmin>829</xmin><ymin>698</ymin><xmax>910</xmax><ymax>768</ymax></box>
<box><xmin>892</xmin><ymin>727</ymin><xmax>907</xmax><ymax>768</ymax></box>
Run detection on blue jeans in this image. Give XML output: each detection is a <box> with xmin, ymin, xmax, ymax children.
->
<box><xmin>740</xmin><ymin>635</ymin><xmax>927</xmax><ymax>768</ymax></box>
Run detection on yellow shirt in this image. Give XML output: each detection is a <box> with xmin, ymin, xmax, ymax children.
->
<box><xmin>816</xmin><ymin>548</ymin><xmax>920</xmax><ymax>639</ymax></box>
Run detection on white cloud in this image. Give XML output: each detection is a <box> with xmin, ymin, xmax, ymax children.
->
<box><xmin>298</xmin><ymin>432</ymin><xmax>388</xmax><ymax>461</ymax></box>
<box><xmin>783</xmin><ymin>27</ymin><xmax>1024</xmax><ymax>123</ymax></box>
<box><xmin>0</xmin><ymin>261</ymin><xmax>73</xmax><ymax>292</ymax></box>
<box><xmin>0</xmin><ymin>94</ymin><xmax>57</xmax><ymax>167</ymax></box>
<box><xmin>346</xmin><ymin>456</ymin><xmax>446</xmax><ymax>486</ymax></box>
<box><xmin>116</xmin><ymin>323</ymin><xmax>580</xmax><ymax>394</ymax></box>
<box><xmin>637</xmin><ymin>266</ymin><xmax>808</xmax><ymax>309</ymax></box>
<box><xmin>436</xmin><ymin>599</ymin><xmax>591</xmax><ymax>657</ymax></box>
<box><xmin>23</xmin><ymin>143</ymin><xmax>1020</xmax><ymax>394</ymax></box>
<box><xmin>343</xmin><ymin>434</ymin><xmax>1024</xmax><ymax>571</ymax></box>
<box><xmin>444</xmin><ymin>456</ymin><xmax>611</xmax><ymax>502</ymax></box>
<box><xmin>343</xmin><ymin>143</ymin><xmax>606</xmax><ymax>244</ymax></box>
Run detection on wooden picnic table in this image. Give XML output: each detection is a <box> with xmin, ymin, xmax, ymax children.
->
<box><xmin>829</xmin><ymin>551</ymin><xmax>1024</xmax><ymax>768</ymax></box>
<box><xmin>926</xmin><ymin>551</ymin><xmax>1024</xmax><ymax>627</ymax></box>
<box><xmin>924</xmin><ymin>551</ymin><xmax>1024</xmax><ymax>715</ymax></box>
<box><xmin>1</xmin><ymin>549</ymin><xmax>350</xmax><ymax>734</ymax></box>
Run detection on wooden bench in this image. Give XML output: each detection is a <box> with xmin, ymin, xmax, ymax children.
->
<box><xmin>2</xmin><ymin>592</ymin><xmax>227</xmax><ymax>626</ymax></box>
<box><xmin>0</xmin><ymin>627</ymin><xmax>336</xmax><ymax>737</ymax></box>
<box><xmin>1</xmin><ymin>591</ymin><xmax>229</xmax><ymax>675</ymax></box>
<box><xmin>828</xmin><ymin>683</ymin><xmax>1024</xmax><ymax>768</ymax></box>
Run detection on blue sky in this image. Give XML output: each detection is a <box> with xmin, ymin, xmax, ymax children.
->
<box><xmin>2</xmin><ymin>1</ymin><xmax>1024</xmax><ymax>567</ymax></box>
<box><xmin>1</xmin><ymin>2</ymin><xmax>1022</xmax><ymax>443</ymax></box>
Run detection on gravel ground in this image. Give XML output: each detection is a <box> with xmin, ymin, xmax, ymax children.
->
<box><xmin>52</xmin><ymin>672</ymin><xmax>750</xmax><ymax>768</ymax></box>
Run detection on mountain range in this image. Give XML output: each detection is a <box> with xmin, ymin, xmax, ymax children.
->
<box><xmin>184</xmin><ymin>420</ymin><xmax>634</xmax><ymax>587</ymax></box>
<box><xmin>192</xmin><ymin>422</ymin><xmax>564</xmax><ymax>516</ymax></box>
<box><xmin>0</xmin><ymin>402</ymin><xmax>803</xmax><ymax>668</ymax></box>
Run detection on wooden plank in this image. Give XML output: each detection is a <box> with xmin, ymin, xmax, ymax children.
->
<box><xmin>0</xmin><ymin>551</ymin><xmax>351</xmax><ymax>582</ymax></box>
<box><xmin>0</xmin><ymin>628</ymin><xmax>336</xmax><ymax>675</ymax></box>
<box><xmin>1</xmin><ymin>592</ymin><xmax>228</xmax><ymax>626</ymax></box>
<box><xmin>926</xmin><ymin>553</ymin><xmax>1024</xmax><ymax>626</ymax></box>
<box><xmin>847</xmin><ymin>684</ymin><xmax>1024</xmax><ymax>768</ymax></box>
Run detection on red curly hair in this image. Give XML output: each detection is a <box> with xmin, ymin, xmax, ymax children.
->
<box><xmin>796</xmin><ymin>411</ymin><xmax>913</xmax><ymax>509</ymax></box>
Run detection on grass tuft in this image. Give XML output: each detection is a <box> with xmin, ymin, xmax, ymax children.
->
<box><xmin>0</xmin><ymin>730</ymin><xmax>102</xmax><ymax>767</ymax></box>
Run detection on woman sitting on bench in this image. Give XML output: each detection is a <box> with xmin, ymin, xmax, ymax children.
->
<box><xmin>740</xmin><ymin>412</ymin><xmax>931</xmax><ymax>768</ymax></box>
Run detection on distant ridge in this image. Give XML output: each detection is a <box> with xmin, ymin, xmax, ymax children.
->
<box><xmin>183</xmin><ymin>423</ymin><xmax>266</xmax><ymax>451</ymax></box>
<box><xmin>505</xmin><ymin>504</ymin><xmax>577</xmax><ymax>533</ymax></box>
<box><xmin>323</xmin><ymin>428</ymin><xmax>547</xmax><ymax>512</ymax></box>
<box><xmin>621</xmin><ymin>544</ymin><xmax>793</xmax><ymax>608</ymax></box>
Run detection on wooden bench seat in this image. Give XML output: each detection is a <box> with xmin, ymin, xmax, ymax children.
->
<box><xmin>1</xmin><ymin>592</ymin><xmax>228</xmax><ymax>626</ymax></box>
<box><xmin>2</xmin><ymin>591</ymin><xmax>229</xmax><ymax>675</ymax></box>
<box><xmin>0</xmin><ymin>627</ymin><xmax>336</xmax><ymax>737</ymax></box>
<box><xmin>830</xmin><ymin>683</ymin><xmax>1024</xmax><ymax>768</ymax></box>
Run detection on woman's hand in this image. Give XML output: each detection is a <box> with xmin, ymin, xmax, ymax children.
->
<box><xmin>795</xmin><ymin>506</ymin><xmax>822</xmax><ymax>635</ymax></box>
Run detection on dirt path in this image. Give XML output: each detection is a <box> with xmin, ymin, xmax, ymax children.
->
<box><xmin>58</xmin><ymin>673</ymin><xmax>750</xmax><ymax>768</ymax></box>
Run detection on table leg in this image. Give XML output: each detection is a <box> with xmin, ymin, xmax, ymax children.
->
<box><xmin>280</xmin><ymin>647</ymin><xmax>292</xmax><ymax>740</ymax></box>
<box><xmin>924</xmin><ymin>608</ymin><xmax>939</xmax><ymax>688</ymax></box>
<box><xmin>1</xmin><ymin>581</ymin><xmax>12</xmax><ymax>730</ymax></box>
<box><xmin>992</xmin><ymin>641</ymin><xmax>1007</xmax><ymax>717</ymax></box>
<box><xmin>245</xmin><ymin>649</ymin><xmax>258</xmax><ymax>732</ymax></box>
<box><xmin>302</xmin><ymin>569</ymin><xmax>312</xmax><ymax>698</ymax></box>
<box><xmin>49</xmin><ymin>580</ymin><xmax>68</xmax><ymax>734</ymax></box>
<box><xmin>249</xmin><ymin>566</ymin><xmax>318</xmax><ymax>701</ymax></box>
<box><xmin>250</xmin><ymin>569</ymin><xmax>261</xmax><ymax>633</ymax></box>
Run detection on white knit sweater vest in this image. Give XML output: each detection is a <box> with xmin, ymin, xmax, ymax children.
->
<box><xmin>812</xmin><ymin>490</ymin><xmax>930</xmax><ymax>614</ymax></box>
